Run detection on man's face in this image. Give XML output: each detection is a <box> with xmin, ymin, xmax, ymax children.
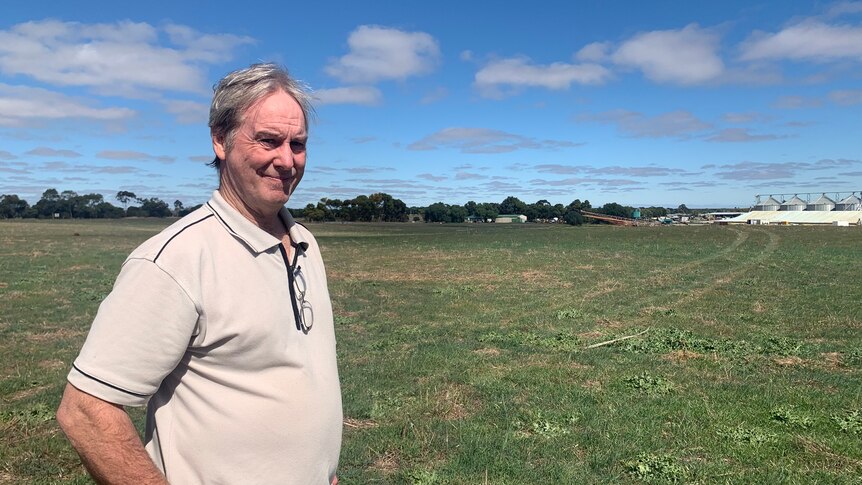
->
<box><xmin>213</xmin><ymin>90</ymin><xmax>307</xmax><ymax>218</ymax></box>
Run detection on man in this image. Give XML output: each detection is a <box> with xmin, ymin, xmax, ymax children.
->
<box><xmin>56</xmin><ymin>63</ymin><xmax>342</xmax><ymax>484</ymax></box>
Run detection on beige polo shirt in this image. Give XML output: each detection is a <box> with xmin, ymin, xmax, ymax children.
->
<box><xmin>68</xmin><ymin>191</ymin><xmax>342</xmax><ymax>484</ymax></box>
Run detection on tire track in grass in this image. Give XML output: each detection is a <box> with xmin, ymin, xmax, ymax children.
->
<box><xmin>668</xmin><ymin>228</ymin><xmax>779</xmax><ymax>308</ymax></box>
<box><xmin>581</xmin><ymin>226</ymin><xmax>750</xmax><ymax>302</ymax></box>
<box><xmin>582</xmin><ymin>228</ymin><xmax>781</xmax><ymax>328</ymax></box>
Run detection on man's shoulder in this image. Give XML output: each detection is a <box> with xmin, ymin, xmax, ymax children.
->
<box><xmin>128</xmin><ymin>205</ymin><xmax>219</xmax><ymax>263</ymax></box>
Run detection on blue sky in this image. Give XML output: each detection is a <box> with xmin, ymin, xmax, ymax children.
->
<box><xmin>1</xmin><ymin>0</ymin><xmax>861</xmax><ymax>209</ymax></box>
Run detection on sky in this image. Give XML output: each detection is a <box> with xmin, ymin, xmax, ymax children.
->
<box><xmin>1</xmin><ymin>1</ymin><xmax>861</xmax><ymax>209</ymax></box>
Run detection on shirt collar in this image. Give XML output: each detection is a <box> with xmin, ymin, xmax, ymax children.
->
<box><xmin>206</xmin><ymin>190</ymin><xmax>309</xmax><ymax>254</ymax></box>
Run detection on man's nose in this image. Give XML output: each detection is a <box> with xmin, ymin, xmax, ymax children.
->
<box><xmin>272</xmin><ymin>143</ymin><xmax>296</xmax><ymax>169</ymax></box>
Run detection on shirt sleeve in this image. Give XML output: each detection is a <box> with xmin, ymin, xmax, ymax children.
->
<box><xmin>68</xmin><ymin>257</ymin><xmax>200</xmax><ymax>407</ymax></box>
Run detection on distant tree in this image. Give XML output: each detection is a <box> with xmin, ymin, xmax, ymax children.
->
<box><xmin>95</xmin><ymin>202</ymin><xmax>124</xmax><ymax>218</ymax></box>
<box><xmin>0</xmin><ymin>194</ymin><xmax>30</xmax><ymax>218</ymax></box>
<box><xmin>499</xmin><ymin>196</ymin><xmax>527</xmax><ymax>215</ymax></box>
<box><xmin>139</xmin><ymin>197</ymin><xmax>172</xmax><ymax>217</ymax></box>
<box><xmin>474</xmin><ymin>202</ymin><xmax>499</xmax><ymax>221</ymax></box>
<box><xmin>178</xmin><ymin>204</ymin><xmax>202</xmax><ymax>217</ymax></box>
<box><xmin>566</xmin><ymin>198</ymin><xmax>591</xmax><ymax>212</ymax></box>
<box><xmin>464</xmin><ymin>200</ymin><xmax>478</xmax><ymax>216</ymax></box>
<box><xmin>598</xmin><ymin>202</ymin><xmax>634</xmax><ymax>219</ymax></box>
<box><xmin>303</xmin><ymin>203</ymin><xmax>326</xmax><ymax>222</ymax></box>
<box><xmin>174</xmin><ymin>200</ymin><xmax>184</xmax><ymax>215</ymax></box>
<box><xmin>321</xmin><ymin>198</ymin><xmax>343</xmax><ymax>220</ymax></box>
<box><xmin>424</xmin><ymin>202</ymin><xmax>449</xmax><ymax>223</ymax></box>
<box><xmin>677</xmin><ymin>204</ymin><xmax>689</xmax><ymax>214</ymax></box>
<box><xmin>447</xmin><ymin>205</ymin><xmax>468</xmax><ymax>223</ymax></box>
<box><xmin>640</xmin><ymin>206</ymin><xmax>668</xmax><ymax>218</ymax></box>
<box><xmin>563</xmin><ymin>210</ymin><xmax>584</xmax><ymax>226</ymax></box>
<box><xmin>116</xmin><ymin>191</ymin><xmax>137</xmax><ymax>210</ymax></box>
<box><xmin>34</xmin><ymin>188</ymin><xmax>61</xmax><ymax>218</ymax></box>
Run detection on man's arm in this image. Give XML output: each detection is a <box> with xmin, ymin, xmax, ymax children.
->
<box><xmin>56</xmin><ymin>383</ymin><xmax>168</xmax><ymax>485</ymax></box>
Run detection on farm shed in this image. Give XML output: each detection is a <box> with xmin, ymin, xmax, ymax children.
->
<box><xmin>754</xmin><ymin>196</ymin><xmax>782</xmax><ymax>211</ymax></box>
<box><xmin>779</xmin><ymin>195</ymin><xmax>807</xmax><ymax>211</ymax></box>
<box><xmin>836</xmin><ymin>194</ymin><xmax>861</xmax><ymax>211</ymax></box>
<box><xmin>724</xmin><ymin>210</ymin><xmax>862</xmax><ymax>225</ymax></box>
<box><xmin>495</xmin><ymin>214</ymin><xmax>527</xmax><ymax>223</ymax></box>
<box><xmin>806</xmin><ymin>194</ymin><xmax>835</xmax><ymax>211</ymax></box>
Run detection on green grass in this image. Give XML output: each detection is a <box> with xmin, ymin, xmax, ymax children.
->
<box><xmin>2</xmin><ymin>220</ymin><xmax>861</xmax><ymax>483</ymax></box>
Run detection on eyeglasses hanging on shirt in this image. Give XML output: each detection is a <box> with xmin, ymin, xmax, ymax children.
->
<box><xmin>281</xmin><ymin>242</ymin><xmax>313</xmax><ymax>333</ymax></box>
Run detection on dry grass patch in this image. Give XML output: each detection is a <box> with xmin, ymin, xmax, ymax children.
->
<box><xmin>582</xmin><ymin>279</ymin><xmax>623</xmax><ymax>299</ymax></box>
<box><xmin>578</xmin><ymin>331</ymin><xmax>605</xmax><ymax>341</ymax></box>
<box><xmin>344</xmin><ymin>417</ymin><xmax>378</xmax><ymax>429</ymax></box>
<box><xmin>431</xmin><ymin>384</ymin><xmax>479</xmax><ymax>421</ymax></box>
<box><xmin>369</xmin><ymin>450</ymin><xmax>400</xmax><ymax>474</ymax></box>
<box><xmin>24</xmin><ymin>328</ymin><xmax>86</xmax><ymax>343</ymax></box>
<box><xmin>581</xmin><ymin>379</ymin><xmax>603</xmax><ymax>390</ymax></box>
<box><xmin>60</xmin><ymin>264</ymin><xmax>97</xmax><ymax>273</ymax></box>
<box><xmin>661</xmin><ymin>350</ymin><xmax>704</xmax><ymax>363</ymax></box>
<box><xmin>473</xmin><ymin>347</ymin><xmax>500</xmax><ymax>356</ymax></box>
<box><xmin>820</xmin><ymin>352</ymin><xmax>843</xmax><ymax>369</ymax></box>
<box><xmin>38</xmin><ymin>359</ymin><xmax>66</xmax><ymax>371</ymax></box>
<box><xmin>774</xmin><ymin>356</ymin><xmax>805</xmax><ymax>367</ymax></box>
<box><xmin>5</xmin><ymin>384</ymin><xmax>51</xmax><ymax>402</ymax></box>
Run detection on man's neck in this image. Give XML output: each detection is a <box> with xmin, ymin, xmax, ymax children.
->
<box><xmin>217</xmin><ymin>188</ymin><xmax>286</xmax><ymax>239</ymax></box>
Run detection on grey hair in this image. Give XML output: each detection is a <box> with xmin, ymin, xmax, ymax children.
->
<box><xmin>208</xmin><ymin>63</ymin><xmax>314</xmax><ymax>169</ymax></box>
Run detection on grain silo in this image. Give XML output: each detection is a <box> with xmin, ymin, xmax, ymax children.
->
<box><xmin>779</xmin><ymin>195</ymin><xmax>806</xmax><ymax>211</ymax></box>
<box><xmin>806</xmin><ymin>194</ymin><xmax>835</xmax><ymax>211</ymax></box>
<box><xmin>754</xmin><ymin>196</ymin><xmax>782</xmax><ymax>211</ymax></box>
<box><xmin>835</xmin><ymin>194</ymin><xmax>862</xmax><ymax>211</ymax></box>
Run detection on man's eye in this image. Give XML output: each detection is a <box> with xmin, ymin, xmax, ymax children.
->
<box><xmin>290</xmin><ymin>141</ymin><xmax>306</xmax><ymax>151</ymax></box>
<box><xmin>260</xmin><ymin>138</ymin><xmax>279</xmax><ymax>148</ymax></box>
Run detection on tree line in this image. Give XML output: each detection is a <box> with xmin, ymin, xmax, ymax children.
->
<box><xmin>1</xmin><ymin>188</ymin><xmax>672</xmax><ymax>225</ymax></box>
<box><xmin>0</xmin><ymin>189</ymin><xmax>199</xmax><ymax>219</ymax></box>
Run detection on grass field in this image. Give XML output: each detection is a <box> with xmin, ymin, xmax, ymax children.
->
<box><xmin>1</xmin><ymin>219</ymin><xmax>861</xmax><ymax>483</ymax></box>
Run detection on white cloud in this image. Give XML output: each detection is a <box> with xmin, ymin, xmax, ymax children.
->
<box><xmin>25</xmin><ymin>147</ymin><xmax>82</xmax><ymax>157</ymax></box>
<box><xmin>579</xmin><ymin>109</ymin><xmax>712</xmax><ymax>138</ymax></box>
<box><xmin>771</xmin><ymin>95</ymin><xmax>823</xmax><ymax>109</ymax></box>
<box><xmin>315</xmin><ymin>86</ymin><xmax>382</xmax><ymax>106</ymax></box>
<box><xmin>612</xmin><ymin>24</ymin><xmax>724</xmax><ymax>85</ymax></box>
<box><xmin>96</xmin><ymin>150</ymin><xmax>176</xmax><ymax>163</ymax></box>
<box><xmin>704</xmin><ymin>128</ymin><xmax>787</xmax><ymax>143</ymax></box>
<box><xmin>0</xmin><ymin>83</ymin><xmax>134</xmax><ymax>126</ymax></box>
<box><xmin>826</xmin><ymin>1</ymin><xmax>862</xmax><ymax>17</ymax></box>
<box><xmin>474</xmin><ymin>57</ymin><xmax>611</xmax><ymax>97</ymax></box>
<box><xmin>829</xmin><ymin>89</ymin><xmax>862</xmax><ymax>105</ymax></box>
<box><xmin>325</xmin><ymin>25</ymin><xmax>440</xmax><ymax>83</ymax></box>
<box><xmin>0</xmin><ymin>20</ymin><xmax>253</xmax><ymax>96</ymax></box>
<box><xmin>460</xmin><ymin>50</ymin><xmax>473</xmax><ymax>61</ymax></box>
<box><xmin>162</xmin><ymin>99</ymin><xmax>209</xmax><ymax>124</ymax></box>
<box><xmin>739</xmin><ymin>20</ymin><xmax>862</xmax><ymax>62</ymax></box>
<box><xmin>408</xmin><ymin>127</ymin><xmax>580</xmax><ymax>153</ymax></box>
<box><xmin>576</xmin><ymin>42</ymin><xmax>612</xmax><ymax>62</ymax></box>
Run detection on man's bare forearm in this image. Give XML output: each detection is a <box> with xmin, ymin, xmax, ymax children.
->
<box><xmin>57</xmin><ymin>383</ymin><xmax>168</xmax><ymax>485</ymax></box>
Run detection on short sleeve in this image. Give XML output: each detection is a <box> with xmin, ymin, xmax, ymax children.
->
<box><xmin>68</xmin><ymin>258</ymin><xmax>200</xmax><ymax>406</ymax></box>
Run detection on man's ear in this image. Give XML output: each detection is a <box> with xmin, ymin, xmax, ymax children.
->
<box><xmin>212</xmin><ymin>135</ymin><xmax>227</xmax><ymax>161</ymax></box>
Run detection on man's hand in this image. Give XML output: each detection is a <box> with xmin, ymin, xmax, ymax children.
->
<box><xmin>56</xmin><ymin>383</ymin><xmax>168</xmax><ymax>484</ymax></box>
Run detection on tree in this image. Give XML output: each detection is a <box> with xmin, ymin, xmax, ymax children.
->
<box><xmin>139</xmin><ymin>197</ymin><xmax>172</xmax><ymax>217</ymax></box>
<box><xmin>677</xmin><ymin>204</ymin><xmax>689</xmax><ymax>214</ymax></box>
<box><xmin>424</xmin><ymin>202</ymin><xmax>449</xmax><ymax>223</ymax></box>
<box><xmin>598</xmin><ymin>202</ymin><xmax>633</xmax><ymax>218</ymax></box>
<box><xmin>34</xmin><ymin>188</ymin><xmax>61</xmax><ymax>218</ymax></box>
<box><xmin>474</xmin><ymin>202</ymin><xmax>499</xmax><ymax>221</ymax></box>
<box><xmin>499</xmin><ymin>196</ymin><xmax>527</xmax><ymax>215</ymax></box>
<box><xmin>174</xmin><ymin>200</ymin><xmax>184</xmax><ymax>215</ymax></box>
<box><xmin>303</xmin><ymin>203</ymin><xmax>327</xmax><ymax>222</ymax></box>
<box><xmin>0</xmin><ymin>194</ymin><xmax>30</xmax><ymax>218</ymax></box>
<box><xmin>563</xmin><ymin>210</ymin><xmax>584</xmax><ymax>226</ymax></box>
<box><xmin>116</xmin><ymin>191</ymin><xmax>137</xmax><ymax>210</ymax></box>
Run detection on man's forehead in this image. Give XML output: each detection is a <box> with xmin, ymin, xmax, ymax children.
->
<box><xmin>243</xmin><ymin>92</ymin><xmax>306</xmax><ymax>134</ymax></box>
